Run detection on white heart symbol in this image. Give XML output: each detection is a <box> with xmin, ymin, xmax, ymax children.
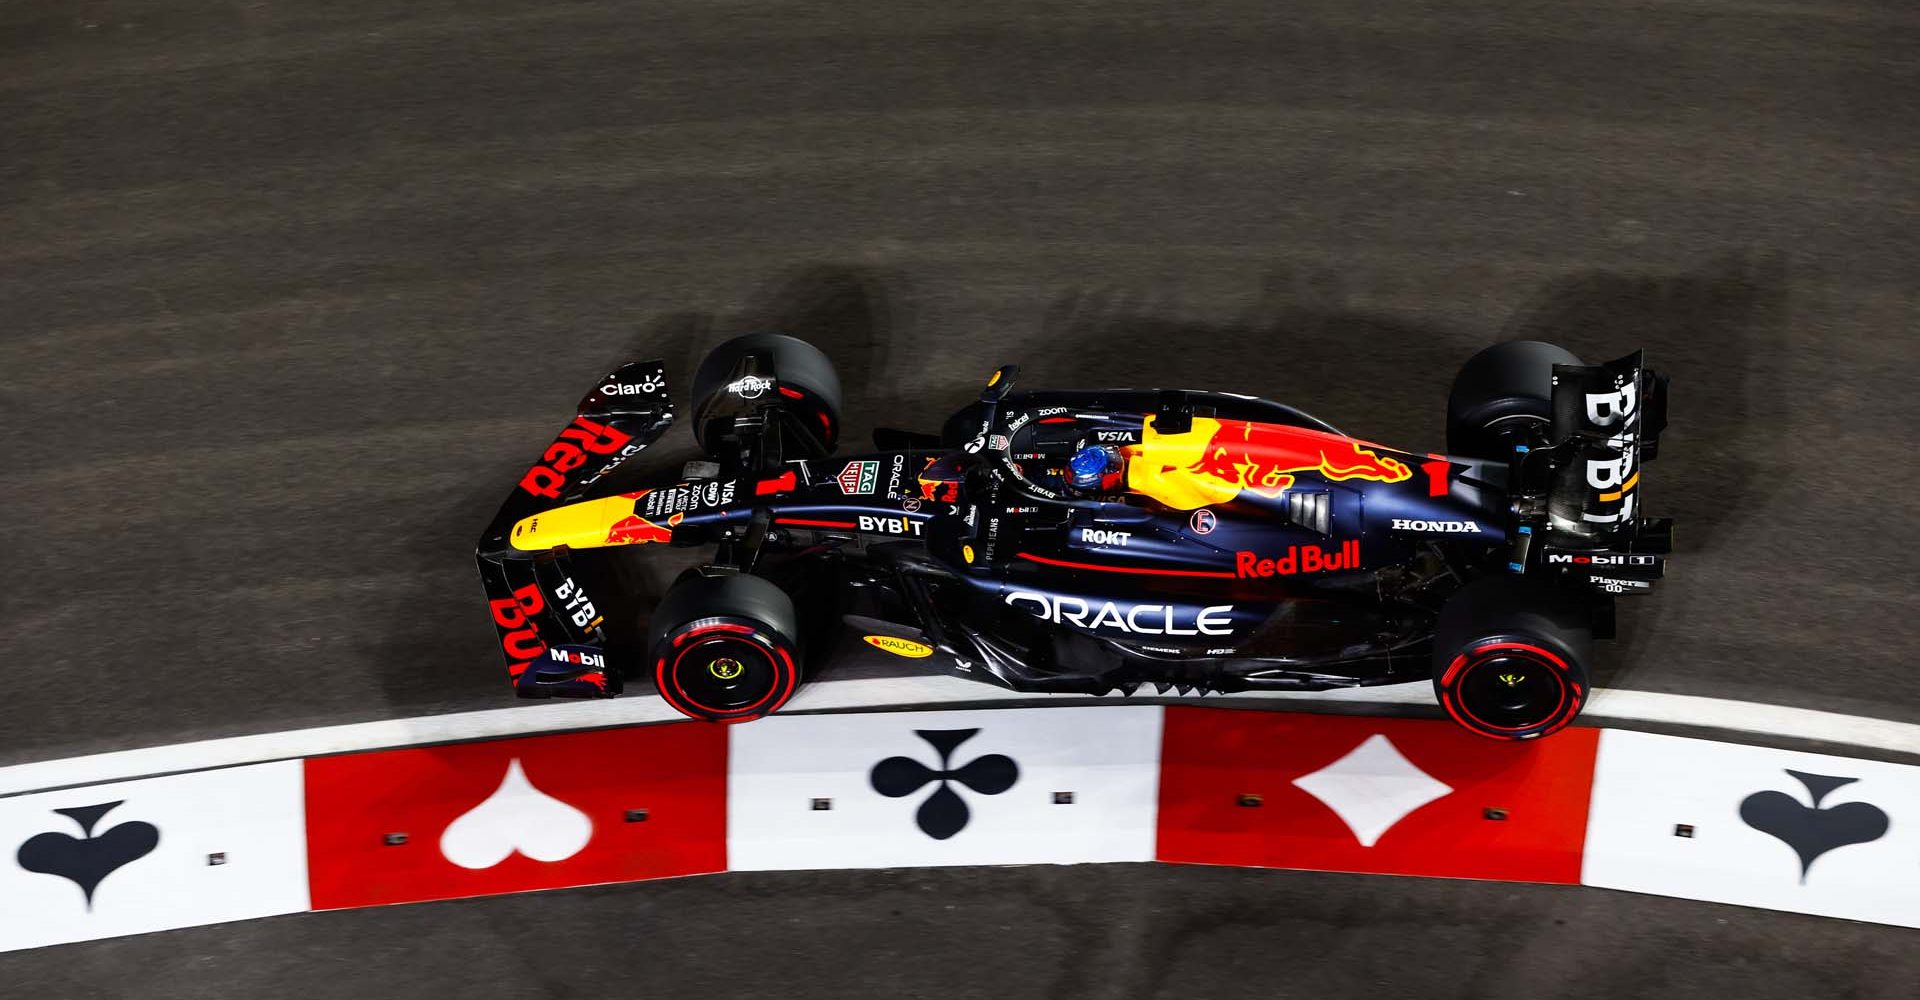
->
<box><xmin>439</xmin><ymin>758</ymin><xmax>593</xmax><ymax>870</ymax></box>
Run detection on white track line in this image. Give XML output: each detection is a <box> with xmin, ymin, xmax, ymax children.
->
<box><xmin>2</xmin><ymin>674</ymin><xmax>1914</xmax><ymax>797</ymax></box>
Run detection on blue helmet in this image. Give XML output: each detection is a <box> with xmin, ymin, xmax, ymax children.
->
<box><xmin>1069</xmin><ymin>445</ymin><xmax>1114</xmax><ymax>488</ymax></box>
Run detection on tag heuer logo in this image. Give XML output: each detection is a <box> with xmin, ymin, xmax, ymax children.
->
<box><xmin>835</xmin><ymin>461</ymin><xmax>880</xmax><ymax>494</ymax></box>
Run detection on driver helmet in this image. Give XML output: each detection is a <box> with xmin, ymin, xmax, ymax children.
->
<box><xmin>1068</xmin><ymin>444</ymin><xmax>1123</xmax><ymax>491</ymax></box>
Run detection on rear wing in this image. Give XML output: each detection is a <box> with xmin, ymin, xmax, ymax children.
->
<box><xmin>476</xmin><ymin>360</ymin><xmax>675</xmax><ymax>698</ymax></box>
<box><xmin>1548</xmin><ymin>349</ymin><xmax>1667</xmax><ymax>538</ymax></box>
<box><xmin>1510</xmin><ymin>351</ymin><xmax>1673</xmax><ymax>592</ymax></box>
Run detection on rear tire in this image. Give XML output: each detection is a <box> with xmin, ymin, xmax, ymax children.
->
<box><xmin>1431</xmin><ymin>577</ymin><xmax>1592</xmax><ymax>740</ymax></box>
<box><xmin>647</xmin><ymin>572</ymin><xmax>804</xmax><ymax>723</ymax></box>
<box><xmin>690</xmin><ymin>333</ymin><xmax>843</xmax><ymax>453</ymax></box>
<box><xmin>1446</xmin><ymin>340</ymin><xmax>1581</xmax><ymax>460</ymax></box>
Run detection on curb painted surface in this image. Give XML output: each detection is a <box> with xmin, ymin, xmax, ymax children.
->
<box><xmin>1</xmin><ymin>703</ymin><xmax>1915</xmax><ymax>953</ymax></box>
<box><xmin>4</xmin><ymin>672</ymin><xmax>1916</xmax><ymax>799</ymax></box>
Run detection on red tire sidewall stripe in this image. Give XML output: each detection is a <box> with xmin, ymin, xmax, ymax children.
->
<box><xmin>1440</xmin><ymin>640</ymin><xmax>1583</xmax><ymax>738</ymax></box>
<box><xmin>657</xmin><ymin>621</ymin><xmax>799</xmax><ymax>721</ymax></box>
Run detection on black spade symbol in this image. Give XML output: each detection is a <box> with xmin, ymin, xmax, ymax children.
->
<box><xmin>870</xmin><ymin>729</ymin><xmax>1019</xmax><ymax>840</ymax></box>
<box><xmin>17</xmin><ymin>801</ymin><xmax>161</xmax><ymax>909</ymax></box>
<box><xmin>1738</xmin><ymin>770</ymin><xmax>1889</xmax><ymax>883</ymax></box>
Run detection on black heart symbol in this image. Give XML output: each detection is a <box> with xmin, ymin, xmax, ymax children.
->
<box><xmin>17</xmin><ymin>801</ymin><xmax>161</xmax><ymax>909</ymax></box>
<box><xmin>1737</xmin><ymin>770</ymin><xmax>1889</xmax><ymax>882</ymax></box>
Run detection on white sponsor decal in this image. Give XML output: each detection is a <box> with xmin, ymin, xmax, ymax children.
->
<box><xmin>1546</xmin><ymin>553</ymin><xmax>1660</xmax><ymax>567</ymax></box>
<box><xmin>1389</xmin><ymin>518</ymin><xmax>1480</xmax><ymax>533</ymax></box>
<box><xmin>1095</xmin><ymin>430</ymin><xmax>1136</xmax><ymax>443</ymax></box>
<box><xmin>858</xmin><ymin>515</ymin><xmax>925</xmax><ymax>536</ymax></box>
<box><xmin>727</xmin><ymin>375</ymin><xmax>775</xmax><ymax>399</ymax></box>
<box><xmin>552</xmin><ymin>576</ymin><xmax>598</xmax><ymax>628</ymax></box>
<box><xmin>643</xmin><ymin>480</ymin><xmax>737</xmax><ymax>517</ymax></box>
<box><xmin>1586</xmin><ymin>380</ymin><xmax>1639</xmax><ymax>429</ymax></box>
<box><xmin>544</xmin><ymin>646</ymin><xmax>605</xmax><ymax>669</ymax></box>
<box><xmin>1078</xmin><ymin>528</ymin><xmax>1132</xmax><ymax>547</ymax></box>
<box><xmin>1004</xmin><ymin>591</ymin><xmax>1234</xmax><ymax>637</ymax></box>
<box><xmin>1583</xmin><ymin>374</ymin><xmax>1642</xmax><ymax>524</ymax></box>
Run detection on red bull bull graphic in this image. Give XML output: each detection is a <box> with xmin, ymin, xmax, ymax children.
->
<box><xmin>1128</xmin><ymin>417</ymin><xmax>1414</xmax><ymax>511</ymax></box>
<box><xmin>606</xmin><ymin>511</ymin><xmax>683</xmax><ymax>545</ymax></box>
<box><xmin>508</xmin><ymin>493</ymin><xmax>685</xmax><ymax>552</ymax></box>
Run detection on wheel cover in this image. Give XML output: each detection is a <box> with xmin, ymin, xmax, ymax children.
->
<box><xmin>1441</xmin><ymin>641</ymin><xmax>1583</xmax><ymax>739</ymax></box>
<box><xmin>657</xmin><ymin>621</ymin><xmax>798</xmax><ymax>721</ymax></box>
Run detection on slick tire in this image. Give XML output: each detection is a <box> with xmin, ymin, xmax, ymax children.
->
<box><xmin>691</xmin><ymin>332</ymin><xmax>843</xmax><ymax>453</ymax></box>
<box><xmin>1446</xmin><ymin>340</ymin><xmax>1582</xmax><ymax>460</ymax></box>
<box><xmin>647</xmin><ymin>572</ymin><xmax>804</xmax><ymax>723</ymax></box>
<box><xmin>1432</xmin><ymin>577</ymin><xmax>1593</xmax><ymax>741</ymax></box>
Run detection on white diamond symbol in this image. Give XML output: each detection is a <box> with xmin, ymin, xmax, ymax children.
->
<box><xmin>1292</xmin><ymin>734</ymin><xmax>1452</xmax><ymax>847</ymax></box>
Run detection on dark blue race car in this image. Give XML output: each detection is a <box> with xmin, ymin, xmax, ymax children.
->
<box><xmin>478</xmin><ymin>334</ymin><xmax>1670</xmax><ymax>740</ymax></box>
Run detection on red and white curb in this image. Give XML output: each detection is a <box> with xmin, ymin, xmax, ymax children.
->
<box><xmin>4</xmin><ymin>671</ymin><xmax>1915</xmax><ymax>798</ymax></box>
<box><xmin>1</xmin><ymin>703</ymin><xmax>1916</xmax><ymax>953</ymax></box>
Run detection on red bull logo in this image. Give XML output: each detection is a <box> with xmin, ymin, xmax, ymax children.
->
<box><xmin>1236</xmin><ymin>539</ymin><xmax>1362</xmax><ymax>578</ymax></box>
<box><xmin>605</xmin><ymin>511</ymin><xmax>683</xmax><ymax>545</ymax></box>
<box><xmin>1129</xmin><ymin>416</ymin><xmax>1414</xmax><ymax>511</ymax></box>
<box><xmin>519</xmin><ymin>415</ymin><xmax>634</xmax><ymax>499</ymax></box>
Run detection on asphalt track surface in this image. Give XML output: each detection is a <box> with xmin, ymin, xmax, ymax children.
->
<box><xmin>2</xmin><ymin>0</ymin><xmax>1917</xmax><ymax>994</ymax></box>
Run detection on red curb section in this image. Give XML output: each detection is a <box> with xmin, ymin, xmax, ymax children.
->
<box><xmin>305</xmin><ymin>724</ymin><xmax>727</xmax><ymax>909</ymax></box>
<box><xmin>1156</xmin><ymin>709</ymin><xmax>1597</xmax><ymax>883</ymax></box>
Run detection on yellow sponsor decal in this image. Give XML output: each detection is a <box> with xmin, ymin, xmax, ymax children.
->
<box><xmin>863</xmin><ymin>635</ymin><xmax>934</xmax><ymax>659</ymax></box>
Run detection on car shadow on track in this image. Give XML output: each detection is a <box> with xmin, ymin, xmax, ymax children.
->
<box><xmin>1504</xmin><ymin>252</ymin><xmax>1797</xmax><ymax>689</ymax></box>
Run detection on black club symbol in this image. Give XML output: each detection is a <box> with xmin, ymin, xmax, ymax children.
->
<box><xmin>869</xmin><ymin>729</ymin><xmax>1019</xmax><ymax>840</ymax></box>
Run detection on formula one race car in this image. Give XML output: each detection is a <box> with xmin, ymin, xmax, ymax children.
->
<box><xmin>478</xmin><ymin>333</ymin><xmax>1670</xmax><ymax>740</ymax></box>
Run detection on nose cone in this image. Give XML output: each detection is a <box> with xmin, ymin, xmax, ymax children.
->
<box><xmin>511</xmin><ymin>494</ymin><xmax>669</xmax><ymax>551</ymax></box>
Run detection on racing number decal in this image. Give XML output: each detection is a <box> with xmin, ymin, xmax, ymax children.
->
<box><xmin>490</xmin><ymin>582</ymin><xmax>547</xmax><ymax>678</ymax></box>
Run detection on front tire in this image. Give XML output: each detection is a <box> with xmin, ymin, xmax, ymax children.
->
<box><xmin>1432</xmin><ymin>578</ymin><xmax>1592</xmax><ymax>740</ymax></box>
<box><xmin>690</xmin><ymin>332</ymin><xmax>843</xmax><ymax>453</ymax></box>
<box><xmin>647</xmin><ymin>572</ymin><xmax>804</xmax><ymax>723</ymax></box>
